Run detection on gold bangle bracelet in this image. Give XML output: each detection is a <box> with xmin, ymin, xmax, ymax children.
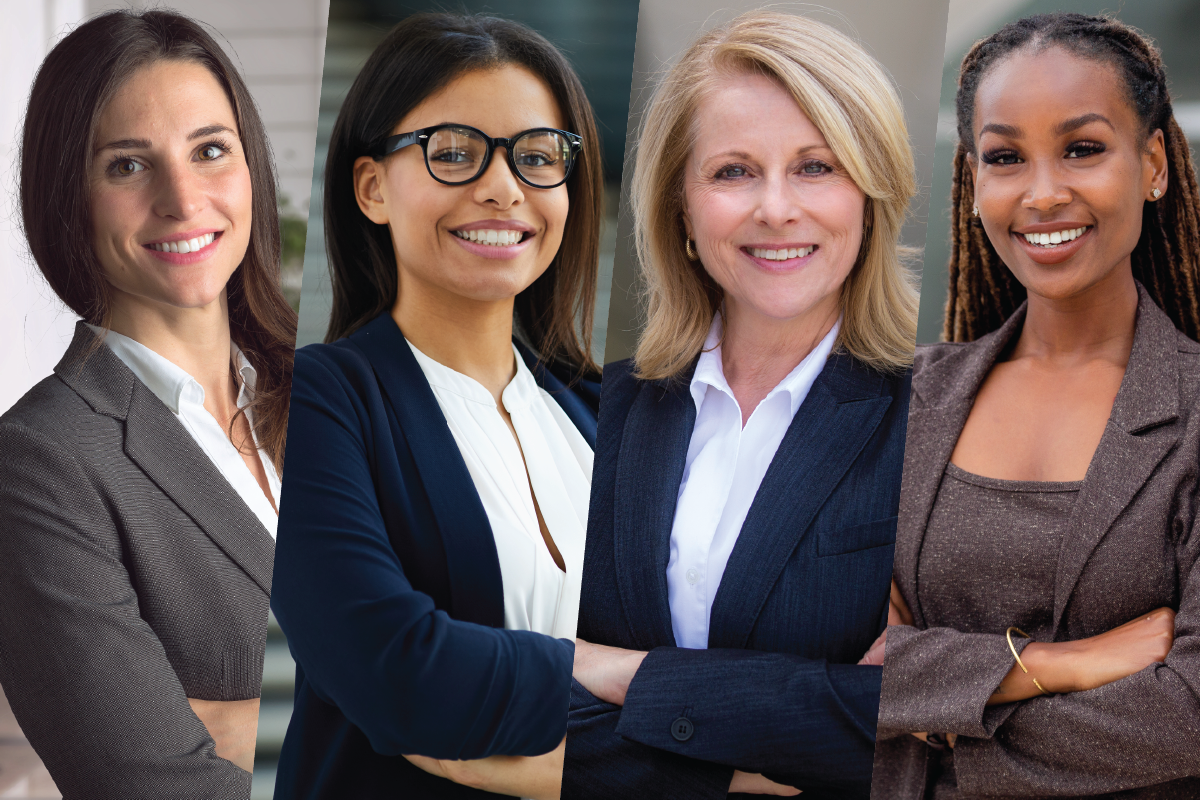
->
<box><xmin>1006</xmin><ymin>627</ymin><xmax>1050</xmax><ymax>696</ymax></box>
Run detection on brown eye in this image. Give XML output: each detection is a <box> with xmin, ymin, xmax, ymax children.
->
<box><xmin>198</xmin><ymin>144</ymin><xmax>224</xmax><ymax>161</ymax></box>
<box><xmin>113</xmin><ymin>158</ymin><xmax>143</xmax><ymax>176</ymax></box>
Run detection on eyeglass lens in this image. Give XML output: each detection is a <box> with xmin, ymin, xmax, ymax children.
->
<box><xmin>425</xmin><ymin>127</ymin><xmax>572</xmax><ymax>186</ymax></box>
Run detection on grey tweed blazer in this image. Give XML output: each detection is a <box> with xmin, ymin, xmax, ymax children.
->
<box><xmin>872</xmin><ymin>285</ymin><xmax>1200</xmax><ymax>799</ymax></box>
<box><xmin>0</xmin><ymin>323</ymin><xmax>274</xmax><ymax>799</ymax></box>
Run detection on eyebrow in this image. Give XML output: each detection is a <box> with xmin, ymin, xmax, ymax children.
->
<box><xmin>94</xmin><ymin>124</ymin><xmax>238</xmax><ymax>154</ymax></box>
<box><xmin>1054</xmin><ymin>112</ymin><xmax>1114</xmax><ymax>135</ymax></box>
<box><xmin>979</xmin><ymin>113</ymin><xmax>1115</xmax><ymax>140</ymax></box>
<box><xmin>701</xmin><ymin>144</ymin><xmax>831</xmax><ymax>163</ymax></box>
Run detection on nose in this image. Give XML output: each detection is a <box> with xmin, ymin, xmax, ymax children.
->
<box><xmin>1022</xmin><ymin>159</ymin><xmax>1072</xmax><ymax>212</ymax></box>
<box><xmin>752</xmin><ymin>172</ymin><xmax>801</xmax><ymax>229</ymax></box>
<box><xmin>471</xmin><ymin>146</ymin><xmax>525</xmax><ymax>209</ymax></box>
<box><xmin>151</xmin><ymin>160</ymin><xmax>206</xmax><ymax>221</ymax></box>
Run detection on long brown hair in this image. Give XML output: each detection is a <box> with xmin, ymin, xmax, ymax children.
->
<box><xmin>323</xmin><ymin>12</ymin><xmax>603</xmax><ymax>376</ymax></box>
<box><xmin>945</xmin><ymin>12</ymin><xmax>1200</xmax><ymax>342</ymax></box>
<box><xmin>20</xmin><ymin>9</ymin><xmax>297</xmax><ymax>469</ymax></box>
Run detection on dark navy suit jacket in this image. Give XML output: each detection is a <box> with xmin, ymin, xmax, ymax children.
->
<box><xmin>271</xmin><ymin>312</ymin><xmax>598</xmax><ymax>799</ymax></box>
<box><xmin>565</xmin><ymin>353</ymin><xmax>910</xmax><ymax>800</ymax></box>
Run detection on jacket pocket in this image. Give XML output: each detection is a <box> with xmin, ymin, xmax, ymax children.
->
<box><xmin>816</xmin><ymin>515</ymin><xmax>897</xmax><ymax>557</ymax></box>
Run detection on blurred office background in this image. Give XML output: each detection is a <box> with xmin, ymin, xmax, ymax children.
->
<box><xmin>602</xmin><ymin>0</ymin><xmax>952</xmax><ymax>363</ymax></box>
<box><xmin>260</xmin><ymin>1</ymin><xmax>638</xmax><ymax>797</ymax></box>
<box><xmin>916</xmin><ymin>0</ymin><xmax>1200</xmax><ymax>342</ymax></box>
<box><xmin>0</xmin><ymin>1</ymin><xmax>326</xmax><ymax>797</ymax></box>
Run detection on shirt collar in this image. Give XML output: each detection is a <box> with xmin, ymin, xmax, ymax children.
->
<box><xmin>86</xmin><ymin>324</ymin><xmax>256</xmax><ymax>414</ymax></box>
<box><xmin>689</xmin><ymin>312</ymin><xmax>842</xmax><ymax>418</ymax></box>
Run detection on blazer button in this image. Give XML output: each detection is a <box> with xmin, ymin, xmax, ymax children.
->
<box><xmin>671</xmin><ymin>717</ymin><xmax>694</xmax><ymax>742</ymax></box>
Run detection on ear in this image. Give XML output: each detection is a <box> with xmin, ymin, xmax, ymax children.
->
<box><xmin>353</xmin><ymin>156</ymin><xmax>390</xmax><ymax>225</ymax></box>
<box><xmin>1144</xmin><ymin>128</ymin><xmax>1168</xmax><ymax>200</ymax></box>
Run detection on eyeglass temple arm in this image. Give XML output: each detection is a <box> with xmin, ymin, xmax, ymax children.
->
<box><xmin>373</xmin><ymin>130</ymin><xmax>423</xmax><ymax>159</ymax></box>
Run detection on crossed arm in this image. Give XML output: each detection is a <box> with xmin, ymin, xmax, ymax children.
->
<box><xmin>876</xmin><ymin>572</ymin><xmax>1196</xmax><ymax>796</ymax></box>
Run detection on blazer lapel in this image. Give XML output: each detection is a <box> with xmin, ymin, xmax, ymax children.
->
<box><xmin>707</xmin><ymin>354</ymin><xmax>890</xmax><ymax>649</ymax></box>
<box><xmin>893</xmin><ymin>308</ymin><xmax>1026</xmax><ymax>627</ymax></box>
<box><xmin>348</xmin><ymin>314</ymin><xmax>505</xmax><ymax>629</ymax></box>
<box><xmin>56</xmin><ymin>323</ymin><xmax>274</xmax><ymax>595</ymax></box>
<box><xmin>612</xmin><ymin>378</ymin><xmax>696</xmax><ymax>651</ymax></box>
<box><xmin>1050</xmin><ymin>289</ymin><xmax>1181</xmax><ymax>633</ymax></box>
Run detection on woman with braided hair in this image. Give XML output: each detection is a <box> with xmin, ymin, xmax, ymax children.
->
<box><xmin>872</xmin><ymin>12</ymin><xmax>1200</xmax><ymax>799</ymax></box>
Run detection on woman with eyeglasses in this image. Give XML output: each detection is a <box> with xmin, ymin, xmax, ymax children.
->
<box><xmin>270</xmin><ymin>13</ymin><xmax>603</xmax><ymax>800</ymax></box>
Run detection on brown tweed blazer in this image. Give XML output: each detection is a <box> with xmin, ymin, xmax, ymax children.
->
<box><xmin>872</xmin><ymin>284</ymin><xmax>1200</xmax><ymax>799</ymax></box>
<box><xmin>0</xmin><ymin>323</ymin><xmax>273</xmax><ymax>799</ymax></box>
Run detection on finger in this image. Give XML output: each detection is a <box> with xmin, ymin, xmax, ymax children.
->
<box><xmin>730</xmin><ymin>770</ymin><xmax>802</xmax><ymax>796</ymax></box>
<box><xmin>858</xmin><ymin>633</ymin><xmax>887</xmax><ymax>666</ymax></box>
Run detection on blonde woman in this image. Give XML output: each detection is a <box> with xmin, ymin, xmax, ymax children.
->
<box><xmin>565</xmin><ymin>11</ymin><xmax>919</xmax><ymax>799</ymax></box>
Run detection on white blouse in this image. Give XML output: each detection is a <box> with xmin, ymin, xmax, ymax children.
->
<box><xmin>86</xmin><ymin>325</ymin><xmax>281</xmax><ymax>537</ymax></box>
<box><xmin>667</xmin><ymin>314</ymin><xmax>840</xmax><ymax>649</ymax></box>
<box><xmin>407</xmin><ymin>339</ymin><xmax>592</xmax><ymax>640</ymax></box>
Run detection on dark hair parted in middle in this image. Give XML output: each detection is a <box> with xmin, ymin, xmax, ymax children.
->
<box><xmin>19</xmin><ymin>9</ymin><xmax>297</xmax><ymax>469</ymax></box>
<box><xmin>946</xmin><ymin>12</ymin><xmax>1200</xmax><ymax>342</ymax></box>
<box><xmin>324</xmin><ymin>12</ymin><xmax>604</xmax><ymax>372</ymax></box>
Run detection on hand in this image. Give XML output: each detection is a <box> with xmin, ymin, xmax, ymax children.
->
<box><xmin>187</xmin><ymin>697</ymin><xmax>259</xmax><ymax>772</ymax></box>
<box><xmin>573</xmin><ymin>639</ymin><xmax>647</xmax><ymax>706</ymax></box>
<box><xmin>858</xmin><ymin>580</ymin><xmax>913</xmax><ymax>665</ymax></box>
<box><xmin>988</xmin><ymin>607</ymin><xmax>1175</xmax><ymax>704</ymax></box>
<box><xmin>909</xmin><ymin>731</ymin><xmax>956</xmax><ymax>748</ymax></box>
<box><xmin>729</xmin><ymin>770</ymin><xmax>801</xmax><ymax>795</ymax></box>
<box><xmin>403</xmin><ymin>739</ymin><xmax>564</xmax><ymax>800</ymax></box>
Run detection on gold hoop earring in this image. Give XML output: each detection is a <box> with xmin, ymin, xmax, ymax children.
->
<box><xmin>685</xmin><ymin>237</ymin><xmax>699</xmax><ymax>261</ymax></box>
<box><xmin>972</xmin><ymin>206</ymin><xmax>980</xmax><ymax>218</ymax></box>
<box><xmin>1151</xmin><ymin>188</ymin><xmax>1162</xmax><ymax>200</ymax></box>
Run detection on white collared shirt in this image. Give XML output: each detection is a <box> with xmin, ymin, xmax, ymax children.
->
<box><xmin>407</xmin><ymin>340</ymin><xmax>592</xmax><ymax>640</ymax></box>
<box><xmin>87</xmin><ymin>325</ymin><xmax>281</xmax><ymax>538</ymax></box>
<box><xmin>667</xmin><ymin>314</ymin><xmax>840</xmax><ymax>649</ymax></box>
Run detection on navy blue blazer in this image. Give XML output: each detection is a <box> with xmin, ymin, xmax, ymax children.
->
<box><xmin>564</xmin><ymin>352</ymin><xmax>910</xmax><ymax>800</ymax></box>
<box><xmin>271</xmin><ymin>312</ymin><xmax>598</xmax><ymax>800</ymax></box>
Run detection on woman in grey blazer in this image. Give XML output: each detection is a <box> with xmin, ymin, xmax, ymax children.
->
<box><xmin>873</xmin><ymin>13</ymin><xmax>1200</xmax><ymax>799</ymax></box>
<box><xmin>0</xmin><ymin>10</ymin><xmax>295</xmax><ymax>799</ymax></box>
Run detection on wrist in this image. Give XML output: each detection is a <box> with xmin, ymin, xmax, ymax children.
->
<box><xmin>1018</xmin><ymin>641</ymin><xmax>1079</xmax><ymax>694</ymax></box>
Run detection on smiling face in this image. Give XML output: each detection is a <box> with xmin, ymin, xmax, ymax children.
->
<box><xmin>971</xmin><ymin>45</ymin><xmax>1167</xmax><ymax>301</ymax></box>
<box><xmin>89</xmin><ymin>59</ymin><xmax>253</xmax><ymax>321</ymax></box>
<box><xmin>682</xmin><ymin>71</ymin><xmax>866</xmax><ymax>330</ymax></box>
<box><xmin>353</xmin><ymin>65</ymin><xmax>570</xmax><ymax>308</ymax></box>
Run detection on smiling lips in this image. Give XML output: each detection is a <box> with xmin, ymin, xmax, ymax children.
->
<box><xmin>452</xmin><ymin>229</ymin><xmax>526</xmax><ymax>247</ymax></box>
<box><xmin>148</xmin><ymin>231</ymin><xmax>217</xmax><ymax>254</ymax></box>
<box><xmin>749</xmin><ymin>245</ymin><xmax>815</xmax><ymax>261</ymax></box>
<box><xmin>1020</xmin><ymin>226</ymin><xmax>1090</xmax><ymax>248</ymax></box>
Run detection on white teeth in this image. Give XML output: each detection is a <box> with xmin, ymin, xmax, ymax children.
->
<box><xmin>1022</xmin><ymin>227</ymin><xmax>1087</xmax><ymax>247</ymax></box>
<box><xmin>152</xmin><ymin>232</ymin><xmax>215</xmax><ymax>253</ymax></box>
<box><xmin>749</xmin><ymin>245</ymin><xmax>814</xmax><ymax>261</ymax></box>
<box><xmin>453</xmin><ymin>229</ymin><xmax>524</xmax><ymax>246</ymax></box>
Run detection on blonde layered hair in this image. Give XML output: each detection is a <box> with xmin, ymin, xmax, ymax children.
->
<box><xmin>631</xmin><ymin>10</ymin><xmax>920</xmax><ymax>379</ymax></box>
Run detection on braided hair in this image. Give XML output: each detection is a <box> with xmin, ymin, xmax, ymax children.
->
<box><xmin>945</xmin><ymin>12</ymin><xmax>1200</xmax><ymax>342</ymax></box>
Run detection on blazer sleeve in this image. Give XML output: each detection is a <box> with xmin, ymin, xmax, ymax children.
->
<box><xmin>565</xmin><ymin>679</ymin><xmax>734</xmax><ymax>800</ymax></box>
<box><xmin>613</xmin><ymin>647</ymin><xmax>881</xmax><ymax>796</ymax></box>
<box><xmin>0</xmin><ymin>423</ymin><xmax>249</xmax><ymax>800</ymax></box>
<box><xmin>948</xmin><ymin>549</ymin><xmax>1200</xmax><ymax>796</ymax></box>
<box><xmin>271</xmin><ymin>349</ymin><xmax>572</xmax><ymax>760</ymax></box>
<box><xmin>876</xmin><ymin>625</ymin><xmax>1030</xmax><ymax>740</ymax></box>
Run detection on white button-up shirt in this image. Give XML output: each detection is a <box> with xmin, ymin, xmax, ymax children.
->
<box><xmin>666</xmin><ymin>314</ymin><xmax>840</xmax><ymax>649</ymax></box>
<box><xmin>87</xmin><ymin>325</ymin><xmax>281</xmax><ymax>537</ymax></box>
<box><xmin>407</xmin><ymin>339</ymin><xmax>592</xmax><ymax>640</ymax></box>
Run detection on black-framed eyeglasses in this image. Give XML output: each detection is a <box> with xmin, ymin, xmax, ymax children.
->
<box><xmin>371</xmin><ymin>124</ymin><xmax>583</xmax><ymax>189</ymax></box>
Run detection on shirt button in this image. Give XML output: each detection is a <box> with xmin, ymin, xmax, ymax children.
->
<box><xmin>685</xmin><ymin>568</ymin><xmax>699</xmax><ymax>585</ymax></box>
<box><xmin>671</xmin><ymin>717</ymin><xmax>694</xmax><ymax>742</ymax></box>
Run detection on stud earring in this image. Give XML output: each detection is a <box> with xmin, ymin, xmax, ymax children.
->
<box><xmin>685</xmin><ymin>237</ymin><xmax>699</xmax><ymax>261</ymax></box>
<box><xmin>972</xmin><ymin>206</ymin><xmax>979</xmax><ymax>218</ymax></box>
<box><xmin>1152</xmin><ymin>188</ymin><xmax>1162</xmax><ymax>200</ymax></box>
